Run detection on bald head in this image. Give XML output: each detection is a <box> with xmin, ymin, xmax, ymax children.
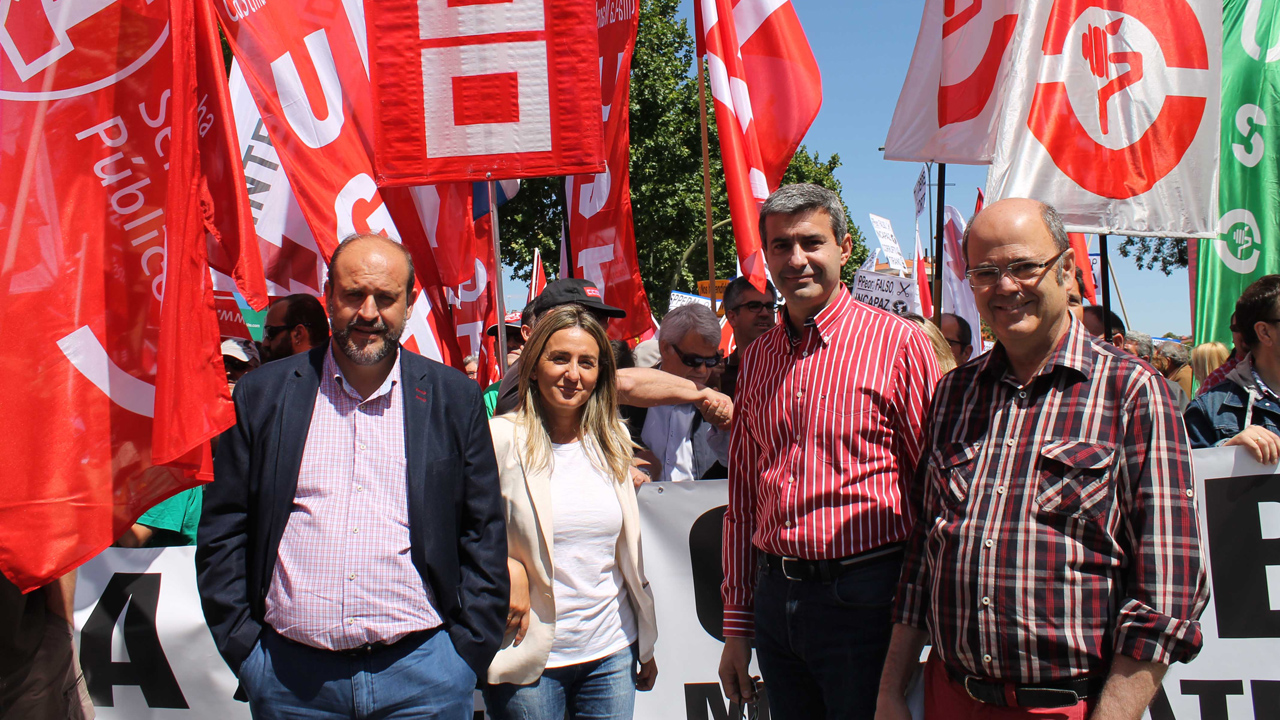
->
<box><xmin>963</xmin><ymin>198</ymin><xmax>1068</xmax><ymax>268</ymax></box>
<box><xmin>326</xmin><ymin>233</ymin><xmax>416</xmax><ymax>300</ymax></box>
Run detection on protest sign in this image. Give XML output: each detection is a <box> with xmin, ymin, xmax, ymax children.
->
<box><xmin>869</xmin><ymin>214</ymin><xmax>907</xmax><ymax>271</ymax></box>
<box><xmin>852</xmin><ymin>270</ymin><xmax>922</xmax><ymax>316</ymax></box>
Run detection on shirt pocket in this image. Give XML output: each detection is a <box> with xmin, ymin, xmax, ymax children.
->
<box><xmin>1034</xmin><ymin>439</ymin><xmax>1115</xmax><ymax>521</ymax></box>
<box><xmin>932</xmin><ymin>441</ymin><xmax>979</xmax><ymax>512</ymax></box>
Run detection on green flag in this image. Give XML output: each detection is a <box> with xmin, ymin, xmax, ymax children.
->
<box><xmin>1197</xmin><ymin>0</ymin><xmax>1280</xmax><ymax>345</ymax></box>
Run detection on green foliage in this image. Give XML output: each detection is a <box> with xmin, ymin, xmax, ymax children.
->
<box><xmin>1116</xmin><ymin>236</ymin><xmax>1188</xmax><ymax>275</ymax></box>
<box><xmin>497</xmin><ymin>0</ymin><xmax>864</xmax><ymax>317</ymax></box>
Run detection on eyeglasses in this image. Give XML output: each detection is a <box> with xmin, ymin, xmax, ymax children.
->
<box><xmin>262</xmin><ymin>324</ymin><xmax>292</xmax><ymax>341</ymax></box>
<box><xmin>731</xmin><ymin>301</ymin><xmax>778</xmax><ymax>314</ymax></box>
<box><xmin>674</xmin><ymin>343</ymin><xmax>723</xmax><ymax>369</ymax></box>
<box><xmin>965</xmin><ymin>249</ymin><xmax>1069</xmax><ymax>289</ymax></box>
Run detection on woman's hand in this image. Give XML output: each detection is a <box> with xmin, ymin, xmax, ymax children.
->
<box><xmin>506</xmin><ymin>558</ymin><xmax>530</xmax><ymax>646</ymax></box>
<box><xmin>635</xmin><ymin>658</ymin><xmax>658</xmax><ymax>691</ymax></box>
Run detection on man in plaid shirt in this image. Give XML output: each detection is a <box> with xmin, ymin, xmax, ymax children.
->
<box><xmin>875</xmin><ymin>199</ymin><xmax>1208</xmax><ymax>719</ymax></box>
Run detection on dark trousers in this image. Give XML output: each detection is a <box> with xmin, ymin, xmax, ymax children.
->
<box><xmin>752</xmin><ymin>553</ymin><xmax>900</xmax><ymax>720</ymax></box>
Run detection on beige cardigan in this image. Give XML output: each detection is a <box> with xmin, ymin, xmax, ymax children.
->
<box><xmin>486</xmin><ymin>415</ymin><xmax>658</xmax><ymax>685</ymax></box>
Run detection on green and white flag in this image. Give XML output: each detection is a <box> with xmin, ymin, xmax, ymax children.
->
<box><xmin>1198</xmin><ymin>0</ymin><xmax>1280</xmax><ymax>345</ymax></box>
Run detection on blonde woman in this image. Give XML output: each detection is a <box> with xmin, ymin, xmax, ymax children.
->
<box><xmin>901</xmin><ymin>313</ymin><xmax>958</xmax><ymax>374</ymax></box>
<box><xmin>1191</xmin><ymin>341</ymin><xmax>1231</xmax><ymax>387</ymax></box>
<box><xmin>485</xmin><ymin>305</ymin><xmax>658</xmax><ymax>719</ymax></box>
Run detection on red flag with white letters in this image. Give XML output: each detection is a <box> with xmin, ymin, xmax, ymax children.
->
<box><xmin>695</xmin><ymin>0</ymin><xmax>821</xmax><ymax>293</ymax></box>
<box><xmin>565</xmin><ymin>2</ymin><xmax>655</xmax><ymax>343</ymax></box>
<box><xmin>0</xmin><ymin>0</ymin><xmax>233</xmax><ymax>589</ymax></box>
<box><xmin>367</xmin><ymin>0</ymin><xmax>605</xmax><ymax>184</ymax></box>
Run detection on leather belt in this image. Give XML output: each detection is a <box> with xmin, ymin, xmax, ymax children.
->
<box><xmin>762</xmin><ymin>543</ymin><xmax>904</xmax><ymax>583</ymax></box>
<box><xmin>944</xmin><ymin>664</ymin><xmax>1102</xmax><ymax>709</ymax></box>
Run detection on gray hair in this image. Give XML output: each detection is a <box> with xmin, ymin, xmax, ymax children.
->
<box><xmin>660</xmin><ymin>304</ymin><xmax>721</xmax><ymax>349</ymax></box>
<box><xmin>462</xmin><ymin>354</ymin><xmax>479</xmax><ymax>366</ymax></box>
<box><xmin>758</xmin><ymin>183</ymin><xmax>848</xmax><ymax>243</ymax></box>
<box><xmin>961</xmin><ymin>200</ymin><xmax>1070</xmax><ymax>268</ymax></box>
<box><xmin>722</xmin><ymin>276</ymin><xmax>777</xmax><ymax>311</ymax></box>
<box><xmin>1125</xmin><ymin>331</ymin><xmax>1153</xmax><ymax>360</ymax></box>
<box><xmin>1155</xmin><ymin>340</ymin><xmax>1190</xmax><ymax>369</ymax></box>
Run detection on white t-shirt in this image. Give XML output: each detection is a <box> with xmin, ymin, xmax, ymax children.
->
<box><xmin>544</xmin><ymin>440</ymin><xmax>638</xmax><ymax>668</ymax></box>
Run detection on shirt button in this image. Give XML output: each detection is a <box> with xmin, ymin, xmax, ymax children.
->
<box><xmin>996</xmin><ymin>486</ymin><xmax>1006</xmax><ymax>494</ymax></box>
<box><xmin>348</xmin><ymin>573</ymin><xmax>356</xmax><ymax>581</ymax></box>
<box><xmin>984</xmin><ymin>539</ymin><xmax>994</xmax><ymax>548</ymax></box>
<box><xmin>788</xmin><ymin>478</ymin><xmax>795</xmax><ymax>483</ymax></box>
<box><xmin>1018</xmin><ymin>391</ymin><xmax>1027</xmax><ymax>399</ymax></box>
<box><xmin>352</xmin><ymin>527</ymin><xmax>359</xmax><ymax>534</ymax></box>
<box><xmin>347</xmin><ymin>618</ymin><xmax>355</xmax><ymax>625</ymax></box>
<box><xmin>359</xmin><ymin>444</ymin><xmax>367</xmax><ymax>451</ymax></box>
<box><xmin>1186</xmin><ymin>489</ymin><xmax>1194</xmax><ymax>498</ymax></box>
<box><xmin>796</xmin><ymin>391</ymin><xmax>803</xmax><ymax>399</ymax></box>
<box><xmin>356</xmin><ymin>485</ymin><xmax>364</xmax><ymax>493</ymax></box>
<box><xmin>784</xmin><ymin>520</ymin><xmax>793</xmax><ymax>528</ymax></box>
<box><xmin>983</xmin><ymin>654</ymin><xmax>993</xmax><ymax>664</ymax></box>
<box><xmin>802</xmin><ymin>351</ymin><xmax>809</xmax><ymax>358</ymax></box>
<box><xmin>1005</xmin><ymin>439</ymin><xmax>1015</xmax><ymax>447</ymax></box>
<box><xmin>981</xmin><ymin>596</ymin><xmax>991</xmax><ymax>605</ymax></box>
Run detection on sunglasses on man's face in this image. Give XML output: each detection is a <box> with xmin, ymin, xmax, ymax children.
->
<box><xmin>262</xmin><ymin>324</ymin><xmax>292</xmax><ymax>341</ymax></box>
<box><xmin>731</xmin><ymin>301</ymin><xmax>778</xmax><ymax>314</ymax></box>
<box><xmin>674</xmin><ymin>343</ymin><xmax>723</xmax><ymax>369</ymax></box>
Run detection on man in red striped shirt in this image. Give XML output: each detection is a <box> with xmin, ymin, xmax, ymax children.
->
<box><xmin>718</xmin><ymin>184</ymin><xmax>941</xmax><ymax>718</ymax></box>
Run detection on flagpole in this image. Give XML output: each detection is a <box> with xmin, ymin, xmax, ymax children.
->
<box><xmin>1100</xmin><ymin>234</ymin><xmax>1114</xmax><ymax>340</ymax></box>
<box><xmin>489</xmin><ymin>176</ymin><xmax>509</xmax><ymax>373</ymax></box>
<box><xmin>697</xmin><ymin>53</ymin><xmax>717</xmax><ymax>311</ymax></box>
<box><xmin>932</xmin><ymin>162</ymin><xmax>946</xmax><ymax>319</ymax></box>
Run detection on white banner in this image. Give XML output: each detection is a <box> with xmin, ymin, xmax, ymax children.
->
<box><xmin>868</xmin><ymin>214</ymin><xmax>907</xmax><ymax>271</ymax></box>
<box><xmin>71</xmin><ymin>452</ymin><xmax>1279</xmax><ymax>718</ymax></box>
<box><xmin>852</xmin><ymin>270</ymin><xmax>922</xmax><ymax>317</ymax></box>
<box><xmin>986</xmin><ymin>0</ymin><xmax>1221</xmax><ymax>238</ymax></box>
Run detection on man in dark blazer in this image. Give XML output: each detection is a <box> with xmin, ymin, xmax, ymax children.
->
<box><xmin>197</xmin><ymin>234</ymin><xmax>508</xmax><ymax>719</ymax></box>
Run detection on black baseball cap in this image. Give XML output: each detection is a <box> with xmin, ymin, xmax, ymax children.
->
<box><xmin>530</xmin><ymin>279</ymin><xmax>626</xmax><ymax>318</ymax></box>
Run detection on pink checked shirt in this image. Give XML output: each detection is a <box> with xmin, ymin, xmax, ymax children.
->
<box><xmin>264</xmin><ymin>349</ymin><xmax>441</xmax><ymax>650</ymax></box>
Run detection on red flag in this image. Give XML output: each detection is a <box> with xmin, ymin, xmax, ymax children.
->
<box><xmin>0</xmin><ymin>0</ymin><xmax>232</xmax><ymax>589</ymax></box>
<box><xmin>367</xmin><ymin>0</ymin><xmax>605</xmax><ymax>184</ymax></box>
<box><xmin>915</xmin><ymin>229</ymin><xmax>935</xmax><ymax>318</ymax></box>
<box><xmin>565</xmin><ymin>2</ymin><xmax>655</xmax><ymax>342</ymax></box>
<box><xmin>194</xmin><ymin>0</ymin><xmax>267</xmax><ymax>311</ymax></box>
<box><xmin>528</xmin><ymin>248</ymin><xmax>547</xmax><ymax>304</ymax></box>
<box><xmin>219</xmin><ymin>1</ymin><xmax>460</xmax><ymax>367</ymax></box>
<box><xmin>1069</xmin><ymin>233</ymin><xmax>1097</xmax><ymax>304</ymax></box>
<box><xmin>975</xmin><ymin>187</ymin><xmax>985</xmax><ymax>215</ymax></box>
<box><xmin>696</xmin><ymin>0</ymin><xmax>821</xmax><ymax>293</ymax></box>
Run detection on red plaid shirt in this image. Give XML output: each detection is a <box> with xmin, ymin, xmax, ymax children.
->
<box><xmin>895</xmin><ymin>318</ymin><xmax>1208</xmax><ymax>681</ymax></box>
<box><xmin>265</xmin><ymin>349</ymin><xmax>441</xmax><ymax>650</ymax></box>
<box><xmin>722</xmin><ymin>289</ymin><xmax>940</xmax><ymax>637</ymax></box>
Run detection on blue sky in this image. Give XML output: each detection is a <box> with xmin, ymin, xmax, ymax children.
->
<box><xmin>504</xmin><ymin>0</ymin><xmax>1194</xmax><ymax>336</ymax></box>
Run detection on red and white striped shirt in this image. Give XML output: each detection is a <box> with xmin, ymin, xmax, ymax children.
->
<box><xmin>722</xmin><ymin>289</ymin><xmax>940</xmax><ymax>637</ymax></box>
<box><xmin>265</xmin><ymin>349</ymin><xmax>441</xmax><ymax>650</ymax></box>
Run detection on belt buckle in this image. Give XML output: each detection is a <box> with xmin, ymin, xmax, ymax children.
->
<box><xmin>780</xmin><ymin>557</ymin><xmax>804</xmax><ymax>581</ymax></box>
<box><xmin>963</xmin><ymin>676</ymin><xmax>983</xmax><ymax>703</ymax></box>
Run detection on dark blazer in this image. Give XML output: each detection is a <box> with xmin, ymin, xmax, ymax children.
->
<box><xmin>196</xmin><ymin>344</ymin><xmax>508</xmax><ymax>681</ymax></box>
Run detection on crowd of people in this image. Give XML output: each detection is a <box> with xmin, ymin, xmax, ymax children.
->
<box><xmin>4</xmin><ymin>182</ymin><xmax>1269</xmax><ymax>720</ymax></box>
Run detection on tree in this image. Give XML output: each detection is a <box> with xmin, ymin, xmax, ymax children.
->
<box><xmin>1116</xmin><ymin>236</ymin><xmax>1188</xmax><ymax>275</ymax></box>
<box><xmin>497</xmin><ymin>0</ymin><xmax>863</xmax><ymax>317</ymax></box>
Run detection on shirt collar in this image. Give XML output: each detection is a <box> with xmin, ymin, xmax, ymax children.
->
<box><xmin>783</xmin><ymin>287</ymin><xmax>854</xmax><ymax>346</ymax></box>
<box><xmin>325</xmin><ymin>345</ymin><xmax>401</xmax><ymax>402</ymax></box>
<box><xmin>1251</xmin><ymin>363</ymin><xmax>1280</xmax><ymax>401</ymax></box>
<box><xmin>978</xmin><ymin>315</ymin><xmax>1094</xmax><ymax>384</ymax></box>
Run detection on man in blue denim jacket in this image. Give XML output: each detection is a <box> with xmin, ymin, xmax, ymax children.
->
<box><xmin>1185</xmin><ymin>275</ymin><xmax>1280</xmax><ymax>464</ymax></box>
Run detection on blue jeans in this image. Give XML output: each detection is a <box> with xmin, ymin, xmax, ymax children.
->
<box><xmin>753</xmin><ymin>553</ymin><xmax>901</xmax><ymax>720</ymax></box>
<box><xmin>238</xmin><ymin>627</ymin><xmax>476</xmax><ymax>719</ymax></box>
<box><xmin>483</xmin><ymin>645</ymin><xmax>637</xmax><ymax>720</ymax></box>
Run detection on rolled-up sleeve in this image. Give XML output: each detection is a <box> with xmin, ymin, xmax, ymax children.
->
<box><xmin>1114</xmin><ymin>374</ymin><xmax>1209</xmax><ymax>664</ymax></box>
<box><xmin>722</xmin><ymin>380</ymin><xmax>761</xmax><ymax>638</ymax></box>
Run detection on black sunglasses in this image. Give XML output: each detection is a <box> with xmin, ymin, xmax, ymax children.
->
<box><xmin>731</xmin><ymin>300</ymin><xmax>778</xmax><ymax>313</ymax></box>
<box><xmin>674</xmin><ymin>343</ymin><xmax>723</xmax><ymax>369</ymax></box>
<box><xmin>262</xmin><ymin>324</ymin><xmax>292</xmax><ymax>341</ymax></box>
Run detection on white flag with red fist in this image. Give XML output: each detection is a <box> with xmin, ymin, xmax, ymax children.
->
<box><xmin>884</xmin><ymin>0</ymin><xmax>1021</xmax><ymax>163</ymax></box>
<box><xmin>695</xmin><ymin>0</ymin><xmax>822</xmax><ymax>293</ymax></box>
<box><xmin>986</xmin><ymin>0</ymin><xmax>1221</xmax><ymax>237</ymax></box>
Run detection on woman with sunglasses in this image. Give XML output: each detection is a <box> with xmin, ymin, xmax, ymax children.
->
<box><xmin>485</xmin><ymin>305</ymin><xmax>658</xmax><ymax>720</ymax></box>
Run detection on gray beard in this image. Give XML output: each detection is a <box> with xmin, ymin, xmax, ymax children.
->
<box><xmin>332</xmin><ymin>322</ymin><xmax>403</xmax><ymax>365</ymax></box>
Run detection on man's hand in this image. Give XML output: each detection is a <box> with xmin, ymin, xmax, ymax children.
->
<box><xmin>875</xmin><ymin>624</ymin><xmax>929</xmax><ymax>720</ymax></box>
<box><xmin>631</xmin><ymin>449</ymin><xmax>661</xmax><ymax>489</ymax></box>
<box><xmin>873</xmin><ymin>691</ymin><xmax>914</xmax><ymax>720</ymax></box>
<box><xmin>1090</xmin><ymin>656</ymin><xmax>1168</xmax><ymax>720</ymax></box>
<box><xmin>697</xmin><ymin>389</ymin><xmax>734</xmax><ymax>430</ymax></box>
<box><xmin>636</xmin><ymin>658</ymin><xmax>658</xmax><ymax>691</ymax></box>
<box><xmin>718</xmin><ymin>636</ymin><xmax>758</xmax><ymax>704</ymax></box>
<box><xmin>1224</xmin><ymin>424</ymin><xmax>1280</xmax><ymax>465</ymax></box>
<box><xmin>505</xmin><ymin>559</ymin><xmax>530</xmax><ymax>646</ymax></box>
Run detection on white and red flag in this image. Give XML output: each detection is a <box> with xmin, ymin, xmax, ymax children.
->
<box><xmin>565</xmin><ymin>0</ymin><xmax>655</xmax><ymax>342</ymax></box>
<box><xmin>1068</xmin><ymin>233</ymin><xmax>1097</xmax><ymax>303</ymax></box>
<box><xmin>0</xmin><ymin>0</ymin><xmax>235</xmax><ymax>589</ymax></box>
<box><xmin>528</xmin><ymin>248</ymin><xmax>547</xmax><ymax>303</ymax></box>
<box><xmin>885</xmin><ymin>0</ymin><xmax>1021</xmax><ymax>163</ymax></box>
<box><xmin>914</xmin><ymin>228</ymin><xmax>935</xmax><ymax>318</ymax></box>
<box><xmin>367</xmin><ymin>0</ymin><xmax>605</xmax><ymax>184</ymax></box>
<box><xmin>941</xmin><ymin>206</ymin><xmax>983</xmax><ymax>344</ymax></box>
<box><xmin>695</xmin><ymin>0</ymin><xmax>821</xmax><ymax>293</ymax></box>
<box><xmin>986</xmin><ymin>0</ymin><xmax>1221</xmax><ymax>237</ymax></box>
